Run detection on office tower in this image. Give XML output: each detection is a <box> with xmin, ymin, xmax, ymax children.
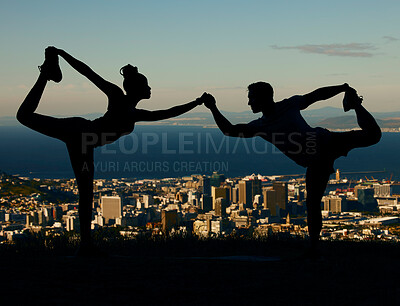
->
<box><xmin>294</xmin><ymin>184</ymin><xmax>304</xmax><ymax>201</ymax></box>
<box><xmin>215</xmin><ymin>197</ymin><xmax>228</xmax><ymax>217</ymax></box>
<box><xmin>373</xmin><ymin>183</ymin><xmax>392</xmax><ymax>197</ymax></box>
<box><xmin>143</xmin><ymin>195</ymin><xmax>154</xmax><ymax>208</ymax></box>
<box><xmin>26</xmin><ymin>214</ymin><xmax>33</xmax><ymax>227</ymax></box>
<box><xmin>205</xmin><ymin>213</ymin><xmax>213</xmax><ymax>232</ymax></box>
<box><xmin>201</xmin><ymin>195</ymin><xmax>213</xmax><ymax>212</ymax></box>
<box><xmin>223</xmin><ymin>184</ymin><xmax>232</xmax><ymax>202</ymax></box>
<box><xmin>231</xmin><ymin>185</ymin><xmax>239</xmax><ymax>204</ymax></box>
<box><xmin>231</xmin><ymin>187</ymin><xmax>239</xmax><ymax>204</ymax></box>
<box><xmin>356</xmin><ymin>187</ymin><xmax>378</xmax><ymax>211</ymax></box>
<box><xmin>101</xmin><ymin>196</ymin><xmax>122</xmax><ymax>224</ymax></box>
<box><xmin>200</xmin><ymin>176</ymin><xmax>211</xmax><ymax>196</ymax></box>
<box><xmin>66</xmin><ymin>215</ymin><xmax>80</xmax><ymax>232</ymax></box>
<box><xmin>210</xmin><ymin>172</ymin><xmax>225</xmax><ymax>187</ymax></box>
<box><xmin>239</xmin><ymin>180</ymin><xmax>252</xmax><ymax>208</ymax></box>
<box><xmin>251</xmin><ymin>179</ymin><xmax>262</xmax><ymax>199</ymax></box>
<box><xmin>212</xmin><ymin>186</ymin><xmax>230</xmax><ymax>209</ymax></box>
<box><xmin>263</xmin><ymin>188</ymin><xmax>278</xmax><ymax>216</ymax></box>
<box><xmin>161</xmin><ymin>209</ymin><xmax>178</xmax><ymax>232</ymax></box>
<box><xmin>273</xmin><ymin>181</ymin><xmax>288</xmax><ymax>211</ymax></box>
<box><xmin>31</xmin><ymin>211</ymin><xmax>39</xmax><ymax>225</ymax></box>
<box><xmin>37</xmin><ymin>209</ymin><xmax>46</xmax><ymax>226</ymax></box>
<box><xmin>323</xmin><ymin>196</ymin><xmax>342</xmax><ymax>213</ymax></box>
<box><xmin>43</xmin><ymin>207</ymin><xmax>54</xmax><ymax>222</ymax></box>
<box><xmin>254</xmin><ymin>194</ymin><xmax>262</xmax><ymax>207</ymax></box>
<box><xmin>189</xmin><ymin>191</ymin><xmax>200</xmax><ymax>206</ymax></box>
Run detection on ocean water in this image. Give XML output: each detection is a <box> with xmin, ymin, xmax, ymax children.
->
<box><xmin>0</xmin><ymin>125</ymin><xmax>398</xmax><ymax>180</ymax></box>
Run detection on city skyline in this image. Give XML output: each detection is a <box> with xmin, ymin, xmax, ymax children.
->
<box><xmin>1</xmin><ymin>1</ymin><xmax>399</xmax><ymax>118</ymax></box>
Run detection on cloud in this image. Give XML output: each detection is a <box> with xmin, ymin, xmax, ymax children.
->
<box><xmin>271</xmin><ymin>43</ymin><xmax>376</xmax><ymax>57</ymax></box>
<box><xmin>383</xmin><ymin>36</ymin><xmax>399</xmax><ymax>42</ymax></box>
<box><xmin>325</xmin><ymin>73</ymin><xmax>349</xmax><ymax>77</ymax></box>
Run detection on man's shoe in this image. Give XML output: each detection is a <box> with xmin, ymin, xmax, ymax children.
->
<box><xmin>343</xmin><ymin>88</ymin><xmax>363</xmax><ymax>112</ymax></box>
<box><xmin>38</xmin><ymin>47</ymin><xmax>62</xmax><ymax>83</ymax></box>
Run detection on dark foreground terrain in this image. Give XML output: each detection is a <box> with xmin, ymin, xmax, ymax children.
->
<box><xmin>1</xmin><ymin>234</ymin><xmax>399</xmax><ymax>305</ymax></box>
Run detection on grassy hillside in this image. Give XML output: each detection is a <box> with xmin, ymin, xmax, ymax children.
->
<box><xmin>1</xmin><ymin>233</ymin><xmax>399</xmax><ymax>305</ymax></box>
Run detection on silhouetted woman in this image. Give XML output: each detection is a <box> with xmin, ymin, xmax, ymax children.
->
<box><xmin>17</xmin><ymin>47</ymin><xmax>203</xmax><ymax>255</ymax></box>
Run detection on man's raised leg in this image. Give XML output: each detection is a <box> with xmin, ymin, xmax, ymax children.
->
<box><xmin>354</xmin><ymin>104</ymin><xmax>381</xmax><ymax>146</ymax></box>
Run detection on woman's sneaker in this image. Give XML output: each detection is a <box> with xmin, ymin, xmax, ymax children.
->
<box><xmin>38</xmin><ymin>47</ymin><xmax>62</xmax><ymax>83</ymax></box>
<box><xmin>343</xmin><ymin>88</ymin><xmax>363</xmax><ymax>112</ymax></box>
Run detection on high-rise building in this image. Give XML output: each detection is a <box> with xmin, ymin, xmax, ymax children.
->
<box><xmin>101</xmin><ymin>196</ymin><xmax>122</xmax><ymax>224</ymax></box>
<box><xmin>43</xmin><ymin>207</ymin><xmax>54</xmax><ymax>223</ymax></box>
<box><xmin>66</xmin><ymin>215</ymin><xmax>80</xmax><ymax>232</ymax></box>
<box><xmin>212</xmin><ymin>186</ymin><xmax>230</xmax><ymax>209</ymax></box>
<box><xmin>222</xmin><ymin>184</ymin><xmax>232</xmax><ymax>202</ymax></box>
<box><xmin>239</xmin><ymin>180</ymin><xmax>252</xmax><ymax>208</ymax></box>
<box><xmin>215</xmin><ymin>197</ymin><xmax>228</xmax><ymax>217</ymax></box>
<box><xmin>201</xmin><ymin>195</ymin><xmax>213</xmax><ymax>212</ymax></box>
<box><xmin>143</xmin><ymin>195</ymin><xmax>154</xmax><ymax>208</ymax></box>
<box><xmin>273</xmin><ymin>182</ymin><xmax>288</xmax><ymax>211</ymax></box>
<box><xmin>210</xmin><ymin>172</ymin><xmax>225</xmax><ymax>187</ymax></box>
<box><xmin>254</xmin><ymin>194</ymin><xmax>262</xmax><ymax>207</ymax></box>
<box><xmin>200</xmin><ymin>176</ymin><xmax>211</xmax><ymax>196</ymax></box>
<box><xmin>188</xmin><ymin>191</ymin><xmax>200</xmax><ymax>206</ymax></box>
<box><xmin>373</xmin><ymin>183</ymin><xmax>392</xmax><ymax>197</ymax></box>
<box><xmin>231</xmin><ymin>187</ymin><xmax>239</xmax><ymax>204</ymax></box>
<box><xmin>323</xmin><ymin>195</ymin><xmax>343</xmax><ymax>213</ymax></box>
<box><xmin>251</xmin><ymin>179</ymin><xmax>262</xmax><ymax>199</ymax></box>
<box><xmin>53</xmin><ymin>206</ymin><xmax>63</xmax><ymax>220</ymax></box>
<box><xmin>37</xmin><ymin>209</ymin><xmax>46</xmax><ymax>226</ymax></box>
<box><xmin>356</xmin><ymin>187</ymin><xmax>378</xmax><ymax>211</ymax></box>
<box><xmin>294</xmin><ymin>184</ymin><xmax>304</xmax><ymax>201</ymax></box>
<box><xmin>263</xmin><ymin>188</ymin><xmax>278</xmax><ymax>216</ymax></box>
<box><xmin>161</xmin><ymin>209</ymin><xmax>178</xmax><ymax>232</ymax></box>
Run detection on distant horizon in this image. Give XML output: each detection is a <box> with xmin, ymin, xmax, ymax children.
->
<box><xmin>4</xmin><ymin>104</ymin><xmax>400</xmax><ymax>118</ymax></box>
<box><xmin>0</xmin><ymin>126</ymin><xmax>398</xmax><ymax>181</ymax></box>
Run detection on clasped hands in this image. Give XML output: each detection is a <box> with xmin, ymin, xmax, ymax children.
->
<box><xmin>196</xmin><ymin>92</ymin><xmax>216</xmax><ymax>109</ymax></box>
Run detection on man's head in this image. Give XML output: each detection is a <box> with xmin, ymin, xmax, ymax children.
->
<box><xmin>247</xmin><ymin>82</ymin><xmax>274</xmax><ymax>113</ymax></box>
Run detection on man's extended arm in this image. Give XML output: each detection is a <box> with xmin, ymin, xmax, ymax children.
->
<box><xmin>202</xmin><ymin>93</ymin><xmax>259</xmax><ymax>138</ymax></box>
<box><xmin>300</xmin><ymin>83</ymin><xmax>350</xmax><ymax>110</ymax></box>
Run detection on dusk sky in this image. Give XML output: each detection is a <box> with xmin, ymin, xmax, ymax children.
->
<box><xmin>1</xmin><ymin>0</ymin><xmax>399</xmax><ymax>117</ymax></box>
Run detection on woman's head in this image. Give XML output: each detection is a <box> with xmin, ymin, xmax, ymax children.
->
<box><xmin>120</xmin><ymin>64</ymin><xmax>151</xmax><ymax>100</ymax></box>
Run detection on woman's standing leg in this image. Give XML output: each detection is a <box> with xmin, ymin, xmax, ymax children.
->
<box><xmin>67</xmin><ymin>142</ymin><xmax>95</xmax><ymax>253</ymax></box>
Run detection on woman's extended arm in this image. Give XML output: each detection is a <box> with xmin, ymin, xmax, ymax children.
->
<box><xmin>135</xmin><ymin>98</ymin><xmax>203</xmax><ymax>121</ymax></box>
<box><xmin>56</xmin><ymin>48</ymin><xmax>123</xmax><ymax>97</ymax></box>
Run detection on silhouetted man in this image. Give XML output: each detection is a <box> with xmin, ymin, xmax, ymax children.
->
<box><xmin>201</xmin><ymin>82</ymin><xmax>381</xmax><ymax>255</ymax></box>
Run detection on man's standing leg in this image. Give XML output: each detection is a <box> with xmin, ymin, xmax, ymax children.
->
<box><xmin>305</xmin><ymin>166</ymin><xmax>331</xmax><ymax>253</ymax></box>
